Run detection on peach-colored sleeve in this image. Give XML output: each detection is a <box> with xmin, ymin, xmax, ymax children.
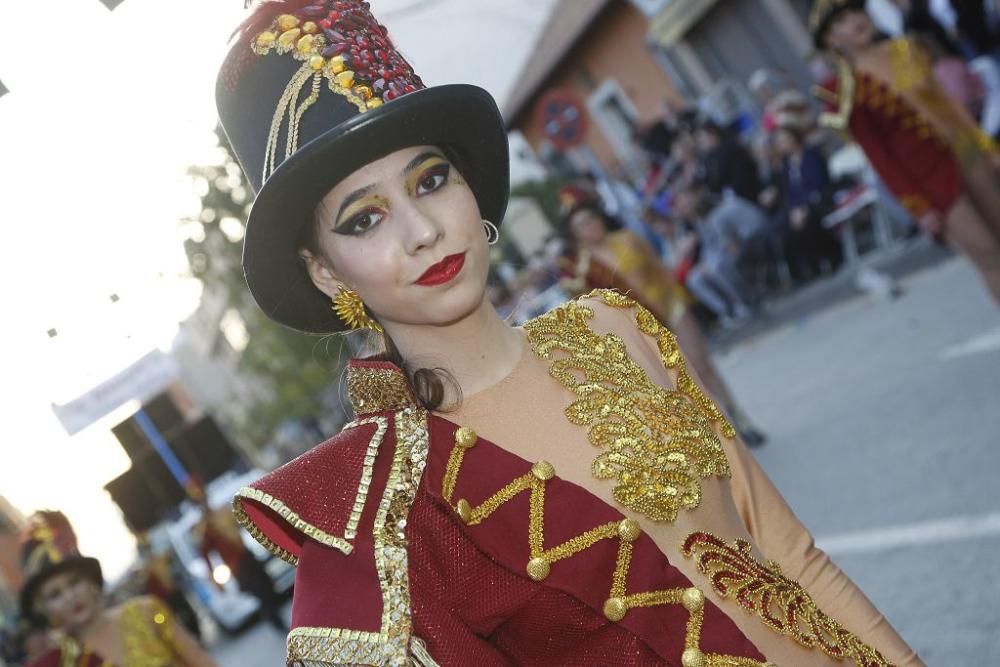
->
<box><xmin>588</xmin><ymin>293</ymin><xmax>924</xmax><ymax>667</ymax></box>
<box><xmin>726</xmin><ymin>441</ymin><xmax>923</xmax><ymax>667</ymax></box>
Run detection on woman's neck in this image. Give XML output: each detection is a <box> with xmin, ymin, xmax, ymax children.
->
<box><xmin>383</xmin><ymin>297</ymin><xmax>524</xmax><ymax>401</ymax></box>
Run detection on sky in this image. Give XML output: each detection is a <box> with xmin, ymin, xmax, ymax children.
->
<box><xmin>0</xmin><ymin>0</ymin><xmax>556</xmax><ymax>579</ymax></box>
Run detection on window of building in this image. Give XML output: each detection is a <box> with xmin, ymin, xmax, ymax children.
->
<box><xmin>586</xmin><ymin>79</ymin><xmax>639</xmax><ymax>163</ymax></box>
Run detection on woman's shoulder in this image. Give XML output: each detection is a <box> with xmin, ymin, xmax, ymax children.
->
<box><xmin>526</xmin><ymin>289</ymin><xmax>672</xmax><ymax>363</ymax></box>
<box><xmin>233</xmin><ymin>416</ymin><xmax>398</xmax><ymax>564</ymax></box>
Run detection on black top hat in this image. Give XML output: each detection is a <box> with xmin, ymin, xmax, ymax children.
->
<box><xmin>19</xmin><ymin>511</ymin><xmax>103</xmax><ymax>626</ymax></box>
<box><xmin>217</xmin><ymin>1</ymin><xmax>510</xmax><ymax>333</ymax></box>
<box><xmin>809</xmin><ymin>0</ymin><xmax>867</xmax><ymax>50</ymax></box>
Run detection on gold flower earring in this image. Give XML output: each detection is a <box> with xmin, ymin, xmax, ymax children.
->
<box><xmin>332</xmin><ymin>286</ymin><xmax>383</xmax><ymax>333</ymax></box>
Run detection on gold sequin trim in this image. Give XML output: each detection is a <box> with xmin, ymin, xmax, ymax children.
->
<box><xmin>443</xmin><ymin>428</ymin><xmax>770</xmax><ymax>667</ymax></box>
<box><xmin>682</xmin><ymin>532</ymin><xmax>894</xmax><ymax>667</ymax></box>
<box><xmin>234</xmin><ymin>417</ymin><xmax>389</xmax><ymax>562</ymax></box>
<box><xmin>522</xmin><ymin>288</ymin><xmax>732</xmax><ymax>523</ymax></box>
<box><xmin>347</xmin><ymin>365</ymin><xmax>417</xmax><ymax>415</ymax></box>
<box><xmin>119</xmin><ymin>597</ymin><xmax>177</xmax><ymax>666</ymax></box>
<box><xmin>288</xmin><ymin>407</ymin><xmax>431</xmax><ymax>666</ymax></box>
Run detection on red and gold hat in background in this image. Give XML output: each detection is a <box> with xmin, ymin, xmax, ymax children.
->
<box><xmin>18</xmin><ymin>511</ymin><xmax>103</xmax><ymax>625</ymax></box>
<box><xmin>217</xmin><ymin>1</ymin><xmax>510</xmax><ymax>334</ymax></box>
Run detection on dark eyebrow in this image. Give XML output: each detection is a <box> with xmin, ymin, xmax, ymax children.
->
<box><xmin>334</xmin><ymin>184</ymin><xmax>377</xmax><ymax>224</ymax></box>
<box><xmin>333</xmin><ymin>152</ymin><xmax>446</xmax><ymax>224</ymax></box>
<box><xmin>403</xmin><ymin>151</ymin><xmax>447</xmax><ymax>175</ymax></box>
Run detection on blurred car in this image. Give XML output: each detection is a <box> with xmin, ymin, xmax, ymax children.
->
<box><xmin>150</xmin><ymin>469</ymin><xmax>294</xmax><ymax>634</ymax></box>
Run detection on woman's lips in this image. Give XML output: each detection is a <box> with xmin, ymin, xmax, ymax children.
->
<box><xmin>415</xmin><ymin>252</ymin><xmax>466</xmax><ymax>286</ymax></box>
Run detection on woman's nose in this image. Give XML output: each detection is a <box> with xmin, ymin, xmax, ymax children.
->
<box><xmin>403</xmin><ymin>205</ymin><xmax>444</xmax><ymax>253</ymax></box>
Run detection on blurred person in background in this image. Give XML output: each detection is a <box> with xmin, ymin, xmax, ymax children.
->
<box><xmin>137</xmin><ymin>535</ymin><xmax>202</xmax><ymax>641</ymax></box>
<box><xmin>813</xmin><ymin>0</ymin><xmax>1000</xmax><ymax>302</ymax></box>
<box><xmin>561</xmin><ymin>195</ymin><xmax>766</xmax><ymax>446</ymax></box>
<box><xmin>671</xmin><ymin>183</ymin><xmax>760</xmax><ymax>326</ymax></box>
<box><xmin>694</xmin><ymin>120</ymin><xmax>763</xmax><ymax>204</ymax></box>
<box><xmin>773</xmin><ymin>123</ymin><xmax>845</xmax><ymax>279</ymax></box>
<box><xmin>19</xmin><ymin>512</ymin><xmax>216</xmax><ymax>667</ymax></box>
<box><xmin>190</xmin><ymin>485</ymin><xmax>286</xmax><ymax>633</ymax></box>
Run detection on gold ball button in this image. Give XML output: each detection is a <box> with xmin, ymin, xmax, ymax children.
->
<box><xmin>682</xmin><ymin>587</ymin><xmax>705</xmax><ymax>612</ymax></box>
<box><xmin>526</xmin><ymin>557</ymin><xmax>550</xmax><ymax>581</ymax></box>
<box><xmin>454</xmin><ymin>426</ymin><xmax>478</xmax><ymax>448</ymax></box>
<box><xmin>603</xmin><ymin>597</ymin><xmax>627</xmax><ymax>622</ymax></box>
<box><xmin>531</xmin><ymin>460</ymin><xmax>556</xmax><ymax>481</ymax></box>
<box><xmin>617</xmin><ymin>518</ymin><xmax>641</xmax><ymax>542</ymax></box>
<box><xmin>681</xmin><ymin>648</ymin><xmax>704</xmax><ymax>667</ymax></box>
<box><xmin>455</xmin><ymin>499</ymin><xmax>472</xmax><ymax>524</ymax></box>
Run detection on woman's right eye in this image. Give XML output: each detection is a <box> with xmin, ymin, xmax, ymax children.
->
<box><xmin>336</xmin><ymin>210</ymin><xmax>385</xmax><ymax>236</ymax></box>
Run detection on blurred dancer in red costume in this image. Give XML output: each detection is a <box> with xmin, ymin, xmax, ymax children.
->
<box><xmin>216</xmin><ymin>1</ymin><xmax>924</xmax><ymax>664</ymax></box>
<box><xmin>812</xmin><ymin>0</ymin><xmax>1000</xmax><ymax>303</ymax></box>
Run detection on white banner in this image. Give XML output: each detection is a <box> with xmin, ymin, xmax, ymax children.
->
<box><xmin>51</xmin><ymin>350</ymin><xmax>180</xmax><ymax>435</ymax></box>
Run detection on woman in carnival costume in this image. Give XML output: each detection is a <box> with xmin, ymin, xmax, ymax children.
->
<box><xmin>219</xmin><ymin>1</ymin><xmax>923</xmax><ymax>664</ymax></box>
<box><xmin>19</xmin><ymin>511</ymin><xmax>216</xmax><ymax>667</ymax></box>
<box><xmin>811</xmin><ymin>0</ymin><xmax>1000</xmax><ymax>303</ymax></box>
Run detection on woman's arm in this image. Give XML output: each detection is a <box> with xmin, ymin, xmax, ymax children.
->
<box><xmin>586</xmin><ymin>294</ymin><xmax>924</xmax><ymax>667</ymax></box>
<box><xmin>725</xmin><ymin>432</ymin><xmax>923</xmax><ymax>667</ymax></box>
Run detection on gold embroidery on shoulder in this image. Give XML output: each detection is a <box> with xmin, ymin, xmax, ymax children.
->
<box><xmin>120</xmin><ymin>597</ymin><xmax>176</xmax><ymax>667</ymax></box>
<box><xmin>522</xmin><ymin>289</ymin><xmax>731</xmax><ymax>522</ymax></box>
<box><xmin>287</xmin><ymin>408</ymin><xmax>430</xmax><ymax>666</ymax></box>
<box><xmin>682</xmin><ymin>532</ymin><xmax>894</xmax><ymax>667</ymax></box>
<box><xmin>443</xmin><ymin>428</ymin><xmax>771</xmax><ymax>667</ymax></box>
<box><xmin>347</xmin><ymin>364</ymin><xmax>417</xmax><ymax>414</ymax></box>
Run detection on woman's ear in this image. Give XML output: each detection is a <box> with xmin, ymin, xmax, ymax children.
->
<box><xmin>300</xmin><ymin>250</ymin><xmax>343</xmax><ymax>299</ymax></box>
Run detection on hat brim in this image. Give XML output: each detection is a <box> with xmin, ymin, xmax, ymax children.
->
<box><xmin>242</xmin><ymin>84</ymin><xmax>510</xmax><ymax>334</ymax></box>
<box><xmin>19</xmin><ymin>556</ymin><xmax>103</xmax><ymax>625</ymax></box>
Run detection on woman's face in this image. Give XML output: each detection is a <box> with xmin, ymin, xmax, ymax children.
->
<box><xmin>35</xmin><ymin>570</ymin><xmax>102</xmax><ymax>632</ymax></box>
<box><xmin>825</xmin><ymin>10</ymin><xmax>876</xmax><ymax>53</ymax></box>
<box><xmin>568</xmin><ymin>208</ymin><xmax>608</xmax><ymax>247</ymax></box>
<box><xmin>306</xmin><ymin>145</ymin><xmax>488</xmax><ymax>330</ymax></box>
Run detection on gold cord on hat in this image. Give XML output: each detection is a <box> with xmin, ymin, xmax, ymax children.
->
<box><xmin>332</xmin><ymin>286</ymin><xmax>383</xmax><ymax>333</ymax></box>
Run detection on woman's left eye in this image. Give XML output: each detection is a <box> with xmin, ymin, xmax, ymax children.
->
<box><xmin>416</xmin><ymin>165</ymin><xmax>451</xmax><ymax>195</ymax></box>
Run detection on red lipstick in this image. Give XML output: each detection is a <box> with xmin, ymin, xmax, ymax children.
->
<box><xmin>415</xmin><ymin>252</ymin><xmax>466</xmax><ymax>286</ymax></box>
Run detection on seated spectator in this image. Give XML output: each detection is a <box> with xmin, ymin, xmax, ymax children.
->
<box><xmin>773</xmin><ymin>124</ymin><xmax>844</xmax><ymax>279</ymax></box>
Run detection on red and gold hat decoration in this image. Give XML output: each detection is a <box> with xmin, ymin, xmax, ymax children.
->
<box><xmin>249</xmin><ymin>1</ymin><xmax>425</xmax><ymax>180</ymax></box>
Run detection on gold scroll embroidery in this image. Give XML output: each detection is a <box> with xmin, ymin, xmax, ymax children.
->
<box><xmin>234</xmin><ymin>416</ymin><xmax>389</xmax><ymax>562</ymax></box>
<box><xmin>522</xmin><ymin>289</ymin><xmax>732</xmax><ymax>523</ymax></box>
<box><xmin>288</xmin><ymin>407</ymin><xmax>431</xmax><ymax>666</ymax></box>
<box><xmin>443</xmin><ymin>429</ymin><xmax>772</xmax><ymax>667</ymax></box>
<box><xmin>682</xmin><ymin>532</ymin><xmax>893</xmax><ymax>667</ymax></box>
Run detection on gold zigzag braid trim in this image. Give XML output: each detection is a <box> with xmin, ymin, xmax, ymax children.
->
<box><xmin>442</xmin><ymin>426</ymin><xmax>771</xmax><ymax>667</ymax></box>
<box><xmin>522</xmin><ymin>288</ymin><xmax>732</xmax><ymax>523</ymax></box>
<box><xmin>288</xmin><ymin>408</ymin><xmax>433</xmax><ymax>666</ymax></box>
<box><xmin>682</xmin><ymin>532</ymin><xmax>894</xmax><ymax>667</ymax></box>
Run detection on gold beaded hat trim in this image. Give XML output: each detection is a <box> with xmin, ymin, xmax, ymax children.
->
<box><xmin>248</xmin><ymin>1</ymin><xmax>424</xmax><ymax>184</ymax></box>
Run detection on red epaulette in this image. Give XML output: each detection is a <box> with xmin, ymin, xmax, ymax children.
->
<box><xmin>234</xmin><ymin>360</ymin><xmax>416</xmax><ymax>564</ymax></box>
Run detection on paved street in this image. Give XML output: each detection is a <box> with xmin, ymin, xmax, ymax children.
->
<box><xmin>210</xmin><ymin>256</ymin><xmax>999</xmax><ymax>666</ymax></box>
